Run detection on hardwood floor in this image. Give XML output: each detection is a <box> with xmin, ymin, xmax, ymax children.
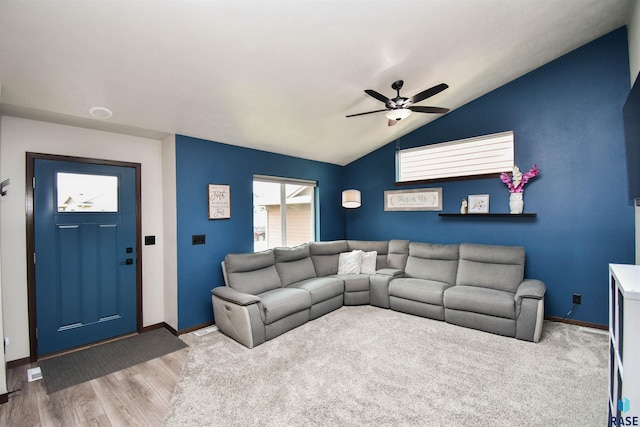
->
<box><xmin>0</xmin><ymin>347</ymin><xmax>189</xmax><ymax>426</ymax></box>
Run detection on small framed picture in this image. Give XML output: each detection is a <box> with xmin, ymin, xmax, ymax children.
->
<box><xmin>468</xmin><ymin>194</ymin><xmax>489</xmax><ymax>214</ymax></box>
<box><xmin>208</xmin><ymin>184</ymin><xmax>231</xmax><ymax>219</ymax></box>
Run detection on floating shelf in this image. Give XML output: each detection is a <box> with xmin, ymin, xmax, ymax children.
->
<box><xmin>438</xmin><ymin>213</ymin><xmax>537</xmax><ymax>218</ymax></box>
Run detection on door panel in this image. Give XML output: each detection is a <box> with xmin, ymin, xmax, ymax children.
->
<box><xmin>34</xmin><ymin>159</ymin><xmax>138</xmax><ymax>356</ymax></box>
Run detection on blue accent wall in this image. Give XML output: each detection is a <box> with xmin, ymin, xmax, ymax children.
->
<box><xmin>343</xmin><ymin>28</ymin><xmax>633</xmax><ymax>325</ymax></box>
<box><xmin>175</xmin><ymin>135</ymin><xmax>344</xmax><ymax>329</ymax></box>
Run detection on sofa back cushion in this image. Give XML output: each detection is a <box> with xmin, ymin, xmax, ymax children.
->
<box><xmin>274</xmin><ymin>243</ymin><xmax>317</xmax><ymax>287</ymax></box>
<box><xmin>309</xmin><ymin>240</ymin><xmax>349</xmax><ymax>276</ymax></box>
<box><xmin>348</xmin><ymin>240</ymin><xmax>389</xmax><ymax>269</ymax></box>
<box><xmin>387</xmin><ymin>239</ymin><xmax>410</xmax><ymax>270</ymax></box>
<box><xmin>456</xmin><ymin>243</ymin><xmax>525</xmax><ymax>293</ymax></box>
<box><xmin>404</xmin><ymin>242</ymin><xmax>459</xmax><ymax>285</ymax></box>
<box><xmin>225</xmin><ymin>250</ymin><xmax>281</xmax><ymax>295</ymax></box>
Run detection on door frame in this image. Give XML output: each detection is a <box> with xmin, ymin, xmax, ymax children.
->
<box><xmin>25</xmin><ymin>152</ymin><xmax>143</xmax><ymax>361</ymax></box>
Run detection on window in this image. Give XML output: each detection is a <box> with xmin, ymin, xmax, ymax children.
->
<box><xmin>397</xmin><ymin>131</ymin><xmax>514</xmax><ymax>183</ymax></box>
<box><xmin>56</xmin><ymin>172</ymin><xmax>119</xmax><ymax>212</ymax></box>
<box><xmin>253</xmin><ymin>175</ymin><xmax>316</xmax><ymax>251</ymax></box>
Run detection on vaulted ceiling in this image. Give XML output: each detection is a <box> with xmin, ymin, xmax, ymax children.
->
<box><xmin>0</xmin><ymin>0</ymin><xmax>632</xmax><ymax>165</ymax></box>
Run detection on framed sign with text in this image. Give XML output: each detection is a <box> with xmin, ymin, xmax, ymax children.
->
<box><xmin>208</xmin><ymin>184</ymin><xmax>231</xmax><ymax>219</ymax></box>
<box><xmin>384</xmin><ymin>188</ymin><xmax>442</xmax><ymax>211</ymax></box>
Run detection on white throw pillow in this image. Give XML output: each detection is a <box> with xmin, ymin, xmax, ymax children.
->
<box><xmin>360</xmin><ymin>251</ymin><xmax>377</xmax><ymax>275</ymax></box>
<box><xmin>338</xmin><ymin>250</ymin><xmax>363</xmax><ymax>274</ymax></box>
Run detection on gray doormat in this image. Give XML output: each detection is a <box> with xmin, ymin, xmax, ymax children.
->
<box><xmin>40</xmin><ymin>328</ymin><xmax>188</xmax><ymax>394</ymax></box>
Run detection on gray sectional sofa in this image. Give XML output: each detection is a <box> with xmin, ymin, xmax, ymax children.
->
<box><xmin>212</xmin><ymin>240</ymin><xmax>546</xmax><ymax>348</ymax></box>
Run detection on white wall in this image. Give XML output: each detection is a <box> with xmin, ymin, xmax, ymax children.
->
<box><xmin>162</xmin><ymin>135</ymin><xmax>178</xmax><ymax>330</ymax></box>
<box><xmin>0</xmin><ymin>85</ymin><xmax>8</xmax><ymax>394</ymax></box>
<box><xmin>0</xmin><ymin>116</ymin><xmax>166</xmax><ymax>362</ymax></box>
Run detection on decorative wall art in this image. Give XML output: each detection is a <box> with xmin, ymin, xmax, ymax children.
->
<box><xmin>468</xmin><ymin>194</ymin><xmax>490</xmax><ymax>213</ymax></box>
<box><xmin>208</xmin><ymin>184</ymin><xmax>230</xmax><ymax>219</ymax></box>
<box><xmin>384</xmin><ymin>188</ymin><xmax>442</xmax><ymax>211</ymax></box>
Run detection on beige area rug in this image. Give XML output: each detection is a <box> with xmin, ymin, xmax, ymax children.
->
<box><xmin>164</xmin><ymin>306</ymin><xmax>608</xmax><ymax>427</ymax></box>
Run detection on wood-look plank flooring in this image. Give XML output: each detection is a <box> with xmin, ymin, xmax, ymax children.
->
<box><xmin>0</xmin><ymin>347</ymin><xmax>189</xmax><ymax>426</ymax></box>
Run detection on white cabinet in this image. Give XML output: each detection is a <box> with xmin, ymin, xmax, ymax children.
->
<box><xmin>609</xmin><ymin>264</ymin><xmax>640</xmax><ymax>421</ymax></box>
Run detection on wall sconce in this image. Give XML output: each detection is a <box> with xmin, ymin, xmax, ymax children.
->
<box><xmin>342</xmin><ymin>189</ymin><xmax>361</xmax><ymax>208</ymax></box>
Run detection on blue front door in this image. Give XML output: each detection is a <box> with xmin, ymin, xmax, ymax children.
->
<box><xmin>34</xmin><ymin>159</ymin><xmax>138</xmax><ymax>356</ymax></box>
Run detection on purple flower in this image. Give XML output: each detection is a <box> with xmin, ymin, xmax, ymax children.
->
<box><xmin>500</xmin><ymin>164</ymin><xmax>539</xmax><ymax>193</ymax></box>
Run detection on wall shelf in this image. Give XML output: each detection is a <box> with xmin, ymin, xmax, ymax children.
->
<box><xmin>439</xmin><ymin>213</ymin><xmax>537</xmax><ymax>218</ymax></box>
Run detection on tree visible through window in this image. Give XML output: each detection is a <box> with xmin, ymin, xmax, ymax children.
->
<box><xmin>253</xmin><ymin>176</ymin><xmax>316</xmax><ymax>251</ymax></box>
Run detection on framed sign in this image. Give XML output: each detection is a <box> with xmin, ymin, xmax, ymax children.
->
<box><xmin>384</xmin><ymin>188</ymin><xmax>442</xmax><ymax>211</ymax></box>
<box><xmin>208</xmin><ymin>184</ymin><xmax>230</xmax><ymax>219</ymax></box>
<box><xmin>468</xmin><ymin>194</ymin><xmax>490</xmax><ymax>213</ymax></box>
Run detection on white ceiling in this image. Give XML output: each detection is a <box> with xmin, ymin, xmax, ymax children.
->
<box><xmin>0</xmin><ymin>0</ymin><xmax>632</xmax><ymax>166</ymax></box>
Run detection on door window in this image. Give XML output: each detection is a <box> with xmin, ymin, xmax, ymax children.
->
<box><xmin>56</xmin><ymin>172</ymin><xmax>119</xmax><ymax>212</ymax></box>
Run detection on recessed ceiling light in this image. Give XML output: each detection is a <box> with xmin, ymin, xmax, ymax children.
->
<box><xmin>89</xmin><ymin>106</ymin><xmax>113</xmax><ymax>119</ymax></box>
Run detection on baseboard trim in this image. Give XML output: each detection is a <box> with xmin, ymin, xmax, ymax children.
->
<box><xmin>545</xmin><ymin>316</ymin><xmax>607</xmax><ymax>330</ymax></box>
<box><xmin>163</xmin><ymin>322</ymin><xmax>179</xmax><ymax>336</ymax></box>
<box><xmin>141</xmin><ymin>321</ymin><xmax>181</xmax><ymax>337</ymax></box>
<box><xmin>141</xmin><ymin>322</ymin><xmax>166</xmax><ymax>333</ymax></box>
<box><xmin>177</xmin><ymin>321</ymin><xmax>215</xmax><ymax>336</ymax></box>
<box><xmin>6</xmin><ymin>356</ymin><xmax>31</xmax><ymax>369</ymax></box>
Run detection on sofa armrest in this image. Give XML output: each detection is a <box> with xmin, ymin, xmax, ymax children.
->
<box><xmin>375</xmin><ymin>268</ymin><xmax>404</xmax><ymax>278</ymax></box>
<box><xmin>212</xmin><ymin>287</ymin><xmax>266</xmax><ymax>348</ymax></box>
<box><xmin>370</xmin><ymin>269</ymin><xmax>403</xmax><ymax>308</ymax></box>
<box><xmin>212</xmin><ymin>286</ymin><xmax>261</xmax><ymax>306</ymax></box>
<box><xmin>514</xmin><ymin>279</ymin><xmax>546</xmax><ymax>343</ymax></box>
<box><xmin>514</xmin><ymin>279</ymin><xmax>546</xmax><ymax>302</ymax></box>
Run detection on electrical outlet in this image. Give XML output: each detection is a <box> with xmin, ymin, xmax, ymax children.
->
<box><xmin>573</xmin><ymin>294</ymin><xmax>582</xmax><ymax>305</ymax></box>
<box><xmin>192</xmin><ymin>234</ymin><xmax>206</xmax><ymax>245</ymax></box>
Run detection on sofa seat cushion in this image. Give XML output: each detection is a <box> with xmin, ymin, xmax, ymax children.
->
<box><xmin>389</xmin><ymin>278</ymin><xmax>452</xmax><ymax>306</ymax></box>
<box><xmin>258</xmin><ymin>288</ymin><xmax>311</xmax><ymax>324</ymax></box>
<box><xmin>444</xmin><ymin>286</ymin><xmax>515</xmax><ymax>319</ymax></box>
<box><xmin>288</xmin><ymin>277</ymin><xmax>344</xmax><ymax>305</ymax></box>
<box><xmin>332</xmin><ymin>274</ymin><xmax>370</xmax><ymax>292</ymax></box>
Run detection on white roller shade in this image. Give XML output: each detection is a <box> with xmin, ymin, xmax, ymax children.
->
<box><xmin>397</xmin><ymin>131</ymin><xmax>514</xmax><ymax>182</ymax></box>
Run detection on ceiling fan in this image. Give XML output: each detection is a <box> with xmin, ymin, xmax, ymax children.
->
<box><xmin>346</xmin><ymin>80</ymin><xmax>450</xmax><ymax>126</ymax></box>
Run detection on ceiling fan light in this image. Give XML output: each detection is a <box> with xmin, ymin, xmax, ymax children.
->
<box><xmin>386</xmin><ymin>108</ymin><xmax>411</xmax><ymax>121</ymax></box>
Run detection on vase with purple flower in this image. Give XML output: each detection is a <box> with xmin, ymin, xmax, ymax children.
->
<box><xmin>500</xmin><ymin>164</ymin><xmax>539</xmax><ymax>214</ymax></box>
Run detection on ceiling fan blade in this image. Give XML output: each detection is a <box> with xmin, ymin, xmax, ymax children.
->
<box><xmin>410</xmin><ymin>106</ymin><xmax>450</xmax><ymax>114</ymax></box>
<box><xmin>407</xmin><ymin>83</ymin><xmax>449</xmax><ymax>105</ymax></box>
<box><xmin>364</xmin><ymin>89</ymin><xmax>391</xmax><ymax>104</ymax></box>
<box><xmin>346</xmin><ymin>109</ymin><xmax>389</xmax><ymax>118</ymax></box>
<box><xmin>388</xmin><ymin>119</ymin><xmax>398</xmax><ymax>127</ymax></box>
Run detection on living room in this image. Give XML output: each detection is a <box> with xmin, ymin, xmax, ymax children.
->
<box><xmin>0</xmin><ymin>1</ymin><xmax>639</xmax><ymax>425</ymax></box>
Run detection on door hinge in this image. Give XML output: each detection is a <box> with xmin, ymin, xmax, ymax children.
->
<box><xmin>33</xmin><ymin>252</ymin><xmax>36</xmax><ymax>264</ymax></box>
<box><xmin>32</xmin><ymin>177</ymin><xmax>36</xmax><ymax>189</ymax></box>
<box><xmin>36</xmin><ymin>328</ymin><xmax>38</xmax><ymax>339</ymax></box>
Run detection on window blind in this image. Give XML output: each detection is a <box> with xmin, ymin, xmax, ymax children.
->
<box><xmin>397</xmin><ymin>131</ymin><xmax>514</xmax><ymax>182</ymax></box>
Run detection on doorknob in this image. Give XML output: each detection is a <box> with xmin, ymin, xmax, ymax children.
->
<box><xmin>119</xmin><ymin>258</ymin><xmax>134</xmax><ymax>265</ymax></box>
